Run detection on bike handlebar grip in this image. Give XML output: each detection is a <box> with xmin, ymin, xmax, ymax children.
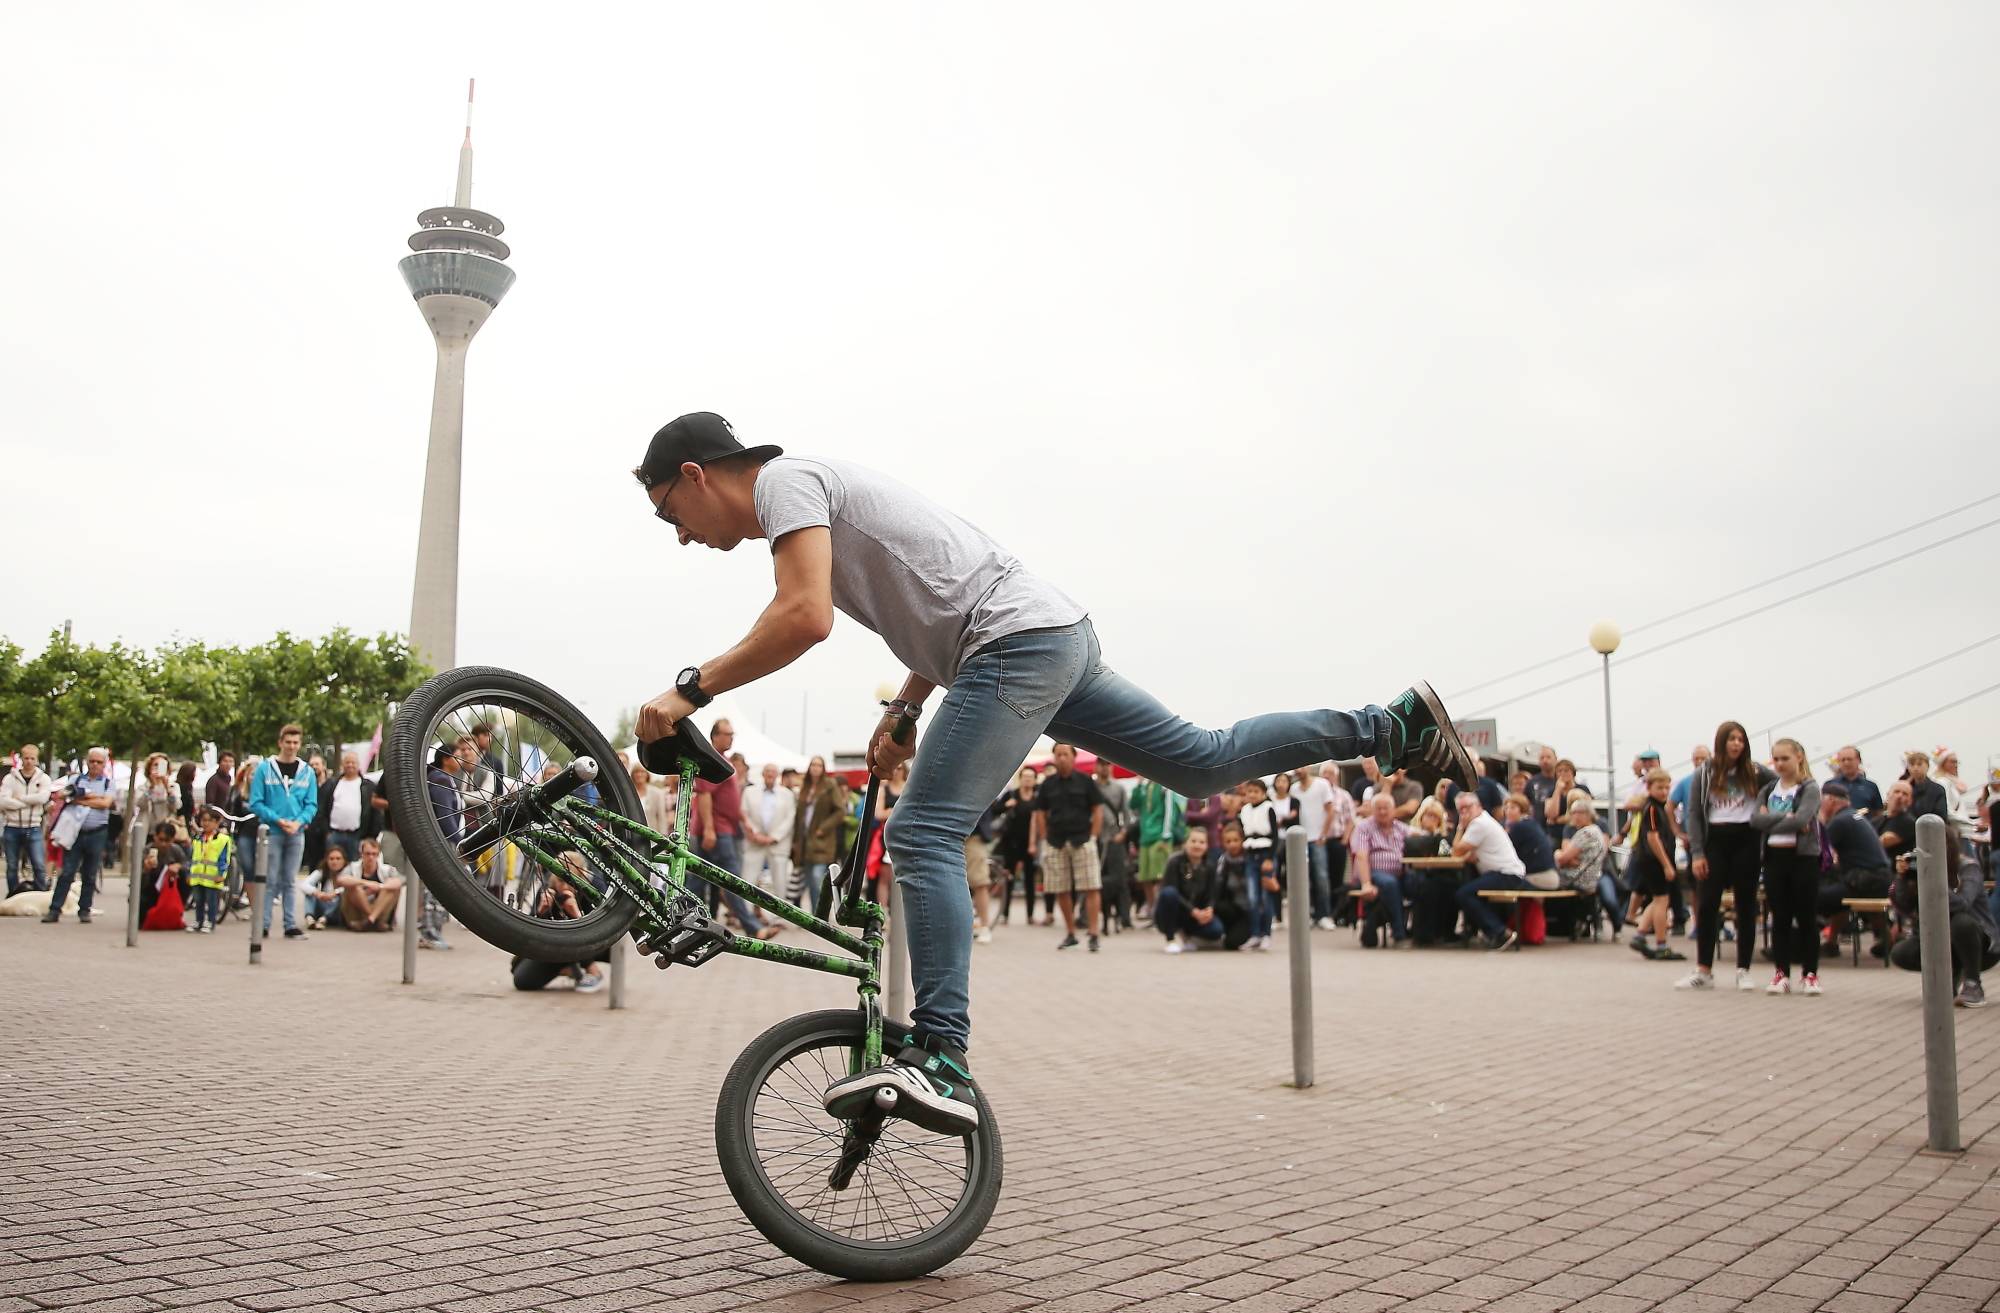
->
<box><xmin>891</xmin><ymin>715</ymin><xmax>916</xmax><ymax>745</ymax></box>
<box><xmin>458</xmin><ymin>756</ymin><xmax>598</xmax><ymax>856</ymax></box>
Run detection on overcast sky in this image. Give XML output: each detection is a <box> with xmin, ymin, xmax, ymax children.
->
<box><xmin>5</xmin><ymin>3</ymin><xmax>1997</xmax><ymax>785</ymax></box>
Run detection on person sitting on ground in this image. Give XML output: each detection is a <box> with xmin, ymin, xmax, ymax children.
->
<box><xmin>1183</xmin><ymin>820</ymin><xmax>1255</xmax><ymax>952</ymax></box>
<box><xmin>1555</xmin><ymin>794</ymin><xmax>1618</xmax><ymax>937</ymax></box>
<box><xmin>185</xmin><ymin>808</ymin><xmax>232</xmax><ymax>934</ymax></box>
<box><xmin>1815</xmin><ymin>780</ymin><xmax>1893</xmax><ymax>959</ymax></box>
<box><xmin>512</xmin><ymin>861</ymin><xmax>608</xmax><ymax>993</ymax></box>
<box><xmin>138</xmin><ymin>821</ymin><xmax>190</xmax><ymax>931</ymax></box>
<box><xmin>1503</xmin><ymin>792</ymin><xmax>1561</xmax><ymax>891</ymax></box>
<box><xmin>1622</xmin><ymin>767</ymin><xmax>1685</xmax><ymax>962</ymax></box>
<box><xmin>1154</xmin><ymin>825</ymin><xmax>1219</xmax><ymax>952</ymax></box>
<box><xmin>338</xmin><ymin>837</ymin><xmax>404</xmax><ymax>932</ymax></box>
<box><xmin>1889</xmin><ymin>831</ymin><xmax>1998</xmax><ymax>1008</ymax></box>
<box><xmin>1452</xmin><ymin>791</ymin><xmax>1530</xmax><ymax>951</ymax></box>
<box><xmin>301</xmin><ymin>844</ymin><xmax>350</xmax><ymax>929</ymax></box>
<box><xmin>1348</xmin><ymin>792</ymin><xmax>1411</xmax><ymax>948</ymax></box>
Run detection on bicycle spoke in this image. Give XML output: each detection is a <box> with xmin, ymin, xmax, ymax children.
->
<box><xmin>749</xmin><ymin>1036</ymin><xmax>977</xmax><ymax>1248</ymax></box>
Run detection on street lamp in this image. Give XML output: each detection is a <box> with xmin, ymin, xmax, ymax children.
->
<box><xmin>1589</xmin><ymin>621</ymin><xmax>1621</xmax><ymax>822</ymax></box>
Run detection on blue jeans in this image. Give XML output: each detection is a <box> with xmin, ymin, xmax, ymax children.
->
<box><xmin>1364</xmin><ymin>872</ymin><xmax>1409</xmax><ymax>942</ymax></box>
<box><xmin>50</xmin><ymin>826</ymin><xmax>108</xmax><ymax>916</ymax></box>
<box><xmin>1597</xmin><ymin>873</ymin><xmax>1625</xmax><ymax>931</ymax></box>
<box><xmin>1457</xmin><ymin>868</ymin><xmax>1527</xmax><ymax>941</ymax></box>
<box><xmin>885</xmin><ymin>617</ymin><xmax>1388</xmax><ymax>1050</ymax></box>
<box><xmin>4</xmin><ymin>825</ymin><xmax>47</xmax><ymax>895</ymax></box>
<box><xmin>189</xmin><ymin>885</ymin><xmax>221</xmax><ymax>927</ymax></box>
<box><xmin>263</xmin><ymin>827</ymin><xmax>305</xmax><ymax>931</ymax></box>
<box><xmin>692</xmin><ymin>832</ymin><xmax>766</xmax><ymax>934</ymax></box>
<box><xmin>1309</xmin><ymin>839</ymin><xmax>1335</xmax><ymax>921</ymax></box>
<box><xmin>1244</xmin><ymin>847</ymin><xmax>1280</xmax><ymax>938</ymax></box>
<box><xmin>327</xmin><ymin>830</ymin><xmax>361</xmax><ymax>864</ymax></box>
<box><xmin>799</xmin><ymin>862</ymin><xmax>829</xmax><ymax>909</ymax></box>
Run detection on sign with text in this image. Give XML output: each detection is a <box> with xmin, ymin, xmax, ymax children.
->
<box><xmin>1454</xmin><ymin>718</ymin><xmax>1499</xmax><ymax>757</ymax></box>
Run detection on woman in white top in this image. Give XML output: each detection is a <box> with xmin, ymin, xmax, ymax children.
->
<box><xmin>1681</xmin><ymin>721</ymin><xmax>1776</xmax><ymax>991</ymax></box>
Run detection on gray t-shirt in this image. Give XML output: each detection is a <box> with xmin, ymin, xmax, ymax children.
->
<box><xmin>753</xmin><ymin>457</ymin><xmax>1085</xmax><ymax>686</ymax></box>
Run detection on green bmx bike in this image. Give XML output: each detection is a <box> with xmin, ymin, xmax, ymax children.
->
<box><xmin>387</xmin><ymin>666</ymin><xmax>1002</xmax><ymax>1280</ymax></box>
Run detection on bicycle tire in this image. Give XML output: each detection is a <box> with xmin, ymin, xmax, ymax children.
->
<box><xmin>387</xmin><ymin>665</ymin><xmax>644</xmax><ymax>961</ymax></box>
<box><xmin>715</xmin><ymin>1009</ymin><xmax>1003</xmax><ymax>1281</ymax></box>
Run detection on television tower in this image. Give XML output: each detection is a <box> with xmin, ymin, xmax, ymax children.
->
<box><xmin>398</xmin><ymin>78</ymin><xmax>514</xmax><ymax>671</ymax></box>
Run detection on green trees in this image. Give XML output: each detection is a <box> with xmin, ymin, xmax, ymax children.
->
<box><xmin>0</xmin><ymin>629</ymin><xmax>431</xmax><ymax>766</ymax></box>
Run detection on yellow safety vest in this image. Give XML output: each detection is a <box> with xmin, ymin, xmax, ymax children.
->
<box><xmin>189</xmin><ymin>835</ymin><xmax>232</xmax><ymax>890</ymax></box>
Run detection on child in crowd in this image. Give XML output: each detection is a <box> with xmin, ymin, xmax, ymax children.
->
<box><xmin>1625</xmin><ymin>768</ymin><xmax>1685</xmax><ymax>961</ymax></box>
<box><xmin>186</xmin><ymin>809</ymin><xmax>232</xmax><ymax>934</ymax></box>
<box><xmin>1236</xmin><ymin>778</ymin><xmax>1282</xmax><ymax>951</ymax></box>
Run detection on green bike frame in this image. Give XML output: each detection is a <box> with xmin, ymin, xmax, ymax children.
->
<box><xmin>512</xmin><ymin>756</ymin><xmax>895</xmax><ymax>1069</ymax></box>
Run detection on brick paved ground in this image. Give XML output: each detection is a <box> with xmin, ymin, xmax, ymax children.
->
<box><xmin>5</xmin><ymin>882</ymin><xmax>1999</xmax><ymax>1313</ymax></box>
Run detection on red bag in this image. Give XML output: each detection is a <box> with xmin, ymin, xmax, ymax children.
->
<box><xmin>1518</xmin><ymin>898</ymin><xmax>1547</xmax><ymax>946</ymax></box>
<box><xmin>141</xmin><ymin>871</ymin><xmax>186</xmax><ymax>931</ymax></box>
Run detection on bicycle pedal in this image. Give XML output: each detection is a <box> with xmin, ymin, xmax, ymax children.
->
<box><xmin>649</xmin><ymin>909</ymin><xmax>735</xmax><ymax>969</ymax></box>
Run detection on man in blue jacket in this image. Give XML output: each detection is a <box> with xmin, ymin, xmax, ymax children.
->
<box><xmin>250</xmin><ymin>723</ymin><xmax>318</xmax><ymax>940</ymax></box>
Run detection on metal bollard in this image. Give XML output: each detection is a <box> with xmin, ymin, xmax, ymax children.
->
<box><xmin>402</xmin><ymin>869</ymin><xmax>421</xmax><ymax>984</ymax></box>
<box><xmin>1914</xmin><ymin>815</ymin><xmax>1961</xmax><ymax>1154</ymax></box>
<box><xmin>125</xmin><ymin>825</ymin><xmax>143</xmax><ymax>947</ymax></box>
<box><xmin>1285</xmin><ymin>826</ymin><xmax>1314</xmax><ymax>1089</ymax></box>
<box><xmin>247</xmin><ymin>827</ymin><xmax>269</xmax><ymax>966</ymax></box>
<box><xmin>884</xmin><ymin>879</ymin><xmax>909</xmax><ymax>1024</ymax></box>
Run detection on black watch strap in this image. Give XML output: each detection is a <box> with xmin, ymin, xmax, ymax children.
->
<box><xmin>676</xmin><ymin>666</ymin><xmax>713</xmax><ymax>709</ymax></box>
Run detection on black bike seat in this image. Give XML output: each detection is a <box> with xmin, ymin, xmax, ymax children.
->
<box><xmin>639</xmin><ymin>720</ymin><xmax>735</xmax><ymax>784</ymax></box>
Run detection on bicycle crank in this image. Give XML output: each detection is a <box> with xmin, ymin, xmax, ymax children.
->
<box><xmin>826</xmin><ymin>1100</ymin><xmax>895</xmax><ymax>1191</ymax></box>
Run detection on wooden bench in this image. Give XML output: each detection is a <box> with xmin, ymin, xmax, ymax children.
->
<box><xmin>1477</xmin><ymin>888</ymin><xmax>1577</xmax><ymax>948</ymax></box>
<box><xmin>1840</xmin><ymin>897</ymin><xmax>1894</xmax><ymax>969</ymax></box>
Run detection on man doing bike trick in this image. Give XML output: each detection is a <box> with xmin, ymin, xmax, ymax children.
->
<box><xmin>633</xmin><ymin>412</ymin><xmax>1476</xmax><ymax>1136</ymax></box>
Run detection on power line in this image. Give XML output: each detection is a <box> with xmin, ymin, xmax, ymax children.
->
<box><xmin>1465</xmin><ymin>512</ymin><xmax>2000</xmax><ymax>717</ymax></box>
<box><xmin>1821</xmin><ymin>680</ymin><xmax>2000</xmax><ymax>761</ymax></box>
<box><xmin>1453</xmin><ymin>488</ymin><xmax>2000</xmax><ymax>699</ymax></box>
<box><xmin>1655</xmin><ymin>631</ymin><xmax>2000</xmax><ymax>774</ymax></box>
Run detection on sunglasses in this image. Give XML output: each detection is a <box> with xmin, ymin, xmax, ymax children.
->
<box><xmin>652</xmin><ymin>474</ymin><xmax>685</xmax><ymax>526</ymax></box>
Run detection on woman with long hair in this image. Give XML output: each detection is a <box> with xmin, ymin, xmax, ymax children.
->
<box><xmin>227</xmin><ymin>759</ymin><xmax>260</xmax><ymax>908</ymax></box>
<box><xmin>1752</xmin><ymin>737</ymin><xmax>1823</xmax><ymax>995</ymax></box>
<box><xmin>135</xmin><ymin>752</ymin><xmax>178</xmax><ymax>839</ymax></box>
<box><xmin>789</xmin><ymin>755</ymin><xmax>844</xmax><ymax>909</ymax></box>
<box><xmin>174</xmin><ymin>761</ymin><xmax>198</xmax><ymax>829</ymax></box>
<box><xmin>1679</xmin><ymin>720</ymin><xmax>1776</xmax><ymax>991</ymax></box>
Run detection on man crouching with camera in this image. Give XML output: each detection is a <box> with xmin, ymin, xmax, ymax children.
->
<box><xmin>511</xmin><ymin>854</ymin><xmax>609</xmax><ymax>994</ymax></box>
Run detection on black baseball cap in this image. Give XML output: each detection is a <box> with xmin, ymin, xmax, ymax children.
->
<box><xmin>635</xmin><ymin>412</ymin><xmax>784</xmax><ymax>490</ymax></box>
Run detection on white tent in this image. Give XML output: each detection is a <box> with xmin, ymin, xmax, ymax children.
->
<box><xmin>625</xmin><ymin>694</ymin><xmax>809</xmax><ymax>774</ymax></box>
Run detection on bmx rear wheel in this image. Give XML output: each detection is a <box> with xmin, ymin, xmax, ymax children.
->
<box><xmin>715</xmin><ymin>1009</ymin><xmax>1003</xmax><ymax>1281</ymax></box>
<box><xmin>387</xmin><ymin>665</ymin><xmax>646</xmax><ymax>962</ymax></box>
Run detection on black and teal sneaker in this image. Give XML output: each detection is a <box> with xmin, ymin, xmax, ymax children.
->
<box><xmin>1379</xmin><ymin>681</ymin><xmax>1477</xmax><ymax>792</ymax></box>
<box><xmin>823</xmin><ymin>1035</ymin><xmax>980</xmax><ymax>1136</ymax></box>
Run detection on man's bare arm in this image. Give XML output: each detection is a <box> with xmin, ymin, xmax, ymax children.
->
<box><xmin>695</xmin><ymin>527</ymin><xmax>836</xmax><ymax>695</ymax></box>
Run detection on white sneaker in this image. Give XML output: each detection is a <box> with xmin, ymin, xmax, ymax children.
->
<box><xmin>1314</xmin><ymin>917</ymin><xmax>1337</xmax><ymax>931</ymax></box>
<box><xmin>1674</xmin><ymin>971</ymin><xmax>1714</xmax><ymax>990</ymax></box>
<box><xmin>1802</xmin><ymin>973</ymin><xmax>1823</xmax><ymax>996</ymax></box>
<box><xmin>1736</xmin><ymin>968</ymin><xmax>1756</xmax><ymax>991</ymax></box>
<box><xmin>1766</xmin><ymin>973</ymin><xmax>1791</xmax><ymax>995</ymax></box>
<box><xmin>974</xmin><ymin>928</ymin><xmax>993</xmax><ymax>944</ymax></box>
<box><xmin>1164</xmin><ymin>939</ymin><xmax>1183</xmax><ymax>955</ymax></box>
<box><xmin>1252</xmin><ymin>936</ymin><xmax>1272</xmax><ymax>952</ymax></box>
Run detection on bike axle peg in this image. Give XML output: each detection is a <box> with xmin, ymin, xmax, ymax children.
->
<box><xmin>873</xmin><ymin>1087</ymin><xmax>898</xmax><ymax>1109</ymax></box>
<box><xmin>653</xmin><ymin>953</ymin><xmax>672</xmax><ymax>970</ymax></box>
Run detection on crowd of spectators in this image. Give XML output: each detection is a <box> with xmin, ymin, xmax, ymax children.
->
<box><xmin>4</xmin><ymin>719</ymin><xmax>1994</xmax><ymax>1008</ymax></box>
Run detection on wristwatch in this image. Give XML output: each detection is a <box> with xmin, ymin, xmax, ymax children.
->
<box><xmin>675</xmin><ymin>666</ymin><xmax>713</xmax><ymax>709</ymax></box>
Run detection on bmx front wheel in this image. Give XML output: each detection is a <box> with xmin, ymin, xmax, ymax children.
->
<box><xmin>715</xmin><ymin>1009</ymin><xmax>1003</xmax><ymax>1281</ymax></box>
<box><xmin>387</xmin><ymin>665</ymin><xmax>645</xmax><ymax>962</ymax></box>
